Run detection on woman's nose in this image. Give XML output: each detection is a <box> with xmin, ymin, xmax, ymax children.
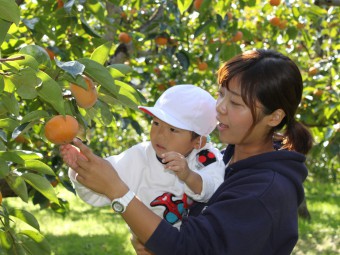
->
<box><xmin>216</xmin><ymin>97</ymin><xmax>227</xmax><ymax>114</ymax></box>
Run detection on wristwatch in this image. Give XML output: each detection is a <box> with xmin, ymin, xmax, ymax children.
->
<box><xmin>111</xmin><ymin>190</ymin><xmax>135</xmax><ymax>213</ymax></box>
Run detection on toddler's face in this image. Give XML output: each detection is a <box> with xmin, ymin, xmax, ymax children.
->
<box><xmin>150</xmin><ymin>117</ymin><xmax>197</xmax><ymax>157</ymax></box>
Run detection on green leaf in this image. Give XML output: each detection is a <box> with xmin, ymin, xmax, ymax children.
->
<box><xmin>18</xmin><ymin>160</ymin><xmax>55</xmax><ymax>176</ymax></box>
<box><xmin>219</xmin><ymin>44</ymin><xmax>242</xmax><ymax>61</ymax></box>
<box><xmin>36</xmin><ymin>70</ymin><xmax>65</xmax><ymax>115</ymax></box>
<box><xmin>0</xmin><ymin>18</ymin><xmax>11</xmax><ymax>46</ymax></box>
<box><xmin>91</xmin><ymin>42</ymin><xmax>113</xmax><ymax>65</ymax></box>
<box><xmin>0</xmin><ymin>102</ymin><xmax>7</xmax><ymax>116</ymax></box>
<box><xmin>11</xmin><ymin>150</ymin><xmax>42</xmax><ymax>160</ymax></box>
<box><xmin>214</xmin><ymin>0</ymin><xmax>231</xmax><ymax>19</ymax></box>
<box><xmin>107</xmin><ymin>66</ymin><xmax>126</xmax><ymax>79</ymax></box>
<box><xmin>7</xmin><ymin>239</ymin><xmax>26</xmax><ymax>255</ymax></box>
<box><xmin>9</xmin><ymin>209</ymin><xmax>40</xmax><ymax>231</ymax></box>
<box><xmin>0</xmin><ymin>129</ymin><xmax>7</xmax><ymax>142</ymax></box>
<box><xmin>12</xmin><ymin>122</ymin><xmax>33</xmax><ymax>140</ymax></box>
<box><xmin>107</xmin><ymin>64</ymin><xmax>133</xmax><ymax>75</ymax></box>
<box><xmin>0</xmin><ymin>0</ymin><xmax>20</xmax><ymax>24</ymax></box>
<box><xmin>78</xmin><ymin>58</ymin><xmax>117</xmax><ymax>95</ymax></box>
<box><xmin>92</xmin><ymin>101</ymin><xmax>114</xmax><ymax>125</ymax></box>
<box><xmin>0</xmin><ymin>75</ymin><xmax>4</xmax><ymax>93</ymax></box>
<box><xmin>0</xmin><ymin>160</ymin><xmax>10</xmax><ymax>178</ymax></box>
<box><xmin>194</xmin><ymin>19</ymin><xmax>213</xmax><ymax>38</ymax></box>
<box><xmin>62</xmin><ymin>73</ymin><xmax>88</xmax><ymax>89</ymax></box>
<box><xmin>0</xmin><ymin>91</ymin><xmax>19</xmax><ymax>116</ymax></box>
<box><xmin>80</xmin><ymin>14</ymin><xmax>101</xmax><ymax>38</ymax></box>
<box><xmin>0</xmin><ymin>118</ymin><xmax>20</xmax><ymax>132</ymax></box>
<box><xmin>308</xmin><ymin>5</ymin><xmax>327</xmax><ymax>16</ymax></box>
<box><xmin>177</xmin><ymin>0</ymin><xmax>193</xmax><ymax>14</ymax></box>
<box><xmin>292</xmin><ymin>6</ymin><xmax>300</xmax><ymax>19</ymax></box>
<box><xmin>6</xmin><ymin>54</ymin><xmax>40</xmax><ymax>70</ymax></box>
<box><xmin>0</xmin><ymin>151</ymin><xmax>25</xmax><ymax>164</ymax></box>
<box><xmin>55</xmin><ymin>58</ymin><xmax>85</xmax><ymax>79</ymax></box>
<box><xmin>19</xmin><ymin>230</ymin><xmax>51</xmax><ymax>255</ymax></box>
<box><xmin>6</xmin><ymin>174</ymin><xmax>28</xmax><ymax>202</ymax></box>
<box><xmin>0</xmin><ymin>229</ymin><xmax>13</xmax><ymax>249</ymax></box>
<box><xmin>21</xmin><ymin>110</ymin><xmax>49</xmax><ymax>123</ymax></box>
<box><xmin>287</xmin><ymin>27</ymin><xmax>298</xmax><ymax>40</ymax></box>
<box><xmin>0</xmin><ymin>139</ymin><xmax>6</xmax><ymax>150</ymax></box>
<box><xmin>115</xmin><ymin>80</ymin><xmax>143</xmax><ymax>110</ymax></box>
<box><xmin>22</xmin><ymin>173</ymin><xmax>59</xmax><ymax>204</ymax></box>
<box><xmin>176</xmin><ymin>50</ymin><xmax>190</xmax><ymax>71</ymax></box>
<box><xmin>19</xmin><ymin>45</ymin><xmax>51</xmax><ymax>68</ymax></box>
<box><xmin>10</xmin><ymin>67</ymin><xmax>40</xmax><ymax>99</ymax></box>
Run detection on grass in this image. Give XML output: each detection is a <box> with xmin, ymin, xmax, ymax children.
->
<box><xmin>3</xmin><ymin>180</ymin><xmax>339</xmax><ymax>255</ymax></box>
<box><xmin>3</xmin><ymin>187</ymin><xmax>134</xmax><ymax>255</ymax></box>
<box><xmin>292</xmin><ymin>181</ymin><xmax>339</xmax><ymax>255</ymax></box>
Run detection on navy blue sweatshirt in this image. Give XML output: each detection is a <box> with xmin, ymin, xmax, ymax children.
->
<box><xmin>145</xmin><ymin>145</ymin><xmax>308</xmax><ymax>255</ymax></box>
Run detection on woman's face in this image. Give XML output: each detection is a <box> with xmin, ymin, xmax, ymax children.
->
<box><xmin>216</xmin><ymin>78</ymin><xmax>269</xmax><ymax>146</ymax></box>
<box><xmin>150</xmin><ymin>117</ymin><xmax>197</xmax><ymax>157</ymax></box>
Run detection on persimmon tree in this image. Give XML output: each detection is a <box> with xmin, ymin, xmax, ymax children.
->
<box><xmin>0</xmin><ymin>0</ymin><xmax>339</xmax><ymax>254</ymax></box>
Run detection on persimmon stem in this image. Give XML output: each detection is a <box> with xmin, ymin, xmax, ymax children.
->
<box><xmin>0</xmin><ymin>56</ymin><xmax>25</xmax><ymax>62</ymax></box>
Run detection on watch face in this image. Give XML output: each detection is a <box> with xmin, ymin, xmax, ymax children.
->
<box><xmin>112</xmin><ymin>202</ymin><xmax>124</xmax><ymax>213</ymax></box>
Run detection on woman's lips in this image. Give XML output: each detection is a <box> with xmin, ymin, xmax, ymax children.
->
<box><xmin>217</xmin><ymin>122</ymin><xmax>229</xmax><ymax>131</ymax></box>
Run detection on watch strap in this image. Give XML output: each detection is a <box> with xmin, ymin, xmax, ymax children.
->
<box><xmin>111</xmin><ymin>190</ymin><xmax>135</xmax><ymax>213</ymax></box>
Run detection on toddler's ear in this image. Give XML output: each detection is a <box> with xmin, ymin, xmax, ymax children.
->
<box><xmin>194</xmin><ymin>136</ymin><xmax>207</xmax><ymax>149</ymax></box>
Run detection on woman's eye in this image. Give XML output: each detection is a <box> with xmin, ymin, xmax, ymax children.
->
<box><xmin>170</xmin><ymin>128</ymin><xmax>177</xmax><ymax>132</ymax></box>
<box><xmin>231</xmin><ymin>101</ymin><xmax>238</xmax><ymax>105</ymax></box>
<box><xmin>152</xmin><ymin>121</ymin><xmax>159</xmax><ymax>126</ymax></box>
<box><xmin>218</xmin><ymin>90</ymin><xmax>224</xmax><ymax>97</ymax></box>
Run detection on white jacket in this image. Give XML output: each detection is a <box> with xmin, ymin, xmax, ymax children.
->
<box><xmin>69</xmin><ymin>141</ymin><xmax>225</xmax><ymax>228</ymax></box>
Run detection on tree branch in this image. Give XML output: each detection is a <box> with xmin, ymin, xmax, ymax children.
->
<box><xmin>0</xmin><ymin>56</ymin><xmax>25</xmax><ymax>62</ymax></box>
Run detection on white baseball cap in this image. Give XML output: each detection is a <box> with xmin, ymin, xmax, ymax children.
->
<box><xmin>138</xmin><ymin>84</ymin><xmax>217</xmax><ymax>136</ymax></box>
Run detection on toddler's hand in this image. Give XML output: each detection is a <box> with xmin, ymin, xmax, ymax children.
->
<box><xmin>161</xmin><ymin>151</ymin><xmax>191</xmax><ymax>182</ymax></box>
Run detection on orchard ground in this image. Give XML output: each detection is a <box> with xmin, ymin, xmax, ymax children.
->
<box><xmin>3</xmin><ymin>179</ymin><xmax>339</xmax><ymax>255</ymax></box>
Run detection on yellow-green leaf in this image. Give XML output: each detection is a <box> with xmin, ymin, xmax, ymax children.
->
<box><xmin>0</xmin><ymin>0</ymin><xmax>20</xmax><ymax>25</ymax></box>
<box><xmin>21</xmin><ymin>173</ymin><xmax>59</xmax><ymax>204</ymax></box>
<box><xmin>9</xmin><ymin>209</ymin><xmax>40</xmax><ymax>231</ymax></box>
<box><xmin>18</xmin><ymin>160</ymin><xmax>55</xmax><ymax>176</ymax></box>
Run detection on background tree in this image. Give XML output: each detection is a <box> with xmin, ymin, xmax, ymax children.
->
<box><xmin>0</xmin><ymin>0</ymin><xmax>339</xmax><ymax>254</ymax></box>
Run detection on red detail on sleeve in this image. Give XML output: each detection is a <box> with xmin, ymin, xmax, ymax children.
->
<box><xmin>207</xmin><ymin>152</ymin><xmax>215</xmax><ymax>159</ymax></box>
<box><xmin>198</xmin><ymin>155</ymin><xmax>207</xmax><ymax>163</ymax></box>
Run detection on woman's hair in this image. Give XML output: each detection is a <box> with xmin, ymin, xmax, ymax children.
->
<box><xmin>217</xmin><ymin>49</ymin><xmax>313</xmax><ymax>154</ymax></box>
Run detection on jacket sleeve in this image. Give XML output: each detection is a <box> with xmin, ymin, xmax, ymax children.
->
<box><xmin>184</xmin><ymin>159</ymin><xmax>225</xmax><ymax>202</ymax></box>
<box><xmin>184</xmin><ymin>146</ymin><xmax>225</xmax><ymax>202</ymax></box>
<box><xmin>68</xmin><ymin>143</ymin><xmax>147</xmax><ymax>207</ymax></box>
<box><xmin>68</xmin><ymin>168</ymin><xmax>111</xmax><ymax>206</ymax></box>
<box><xmin>145</xmin><ymin>190</ymin><xmax>272</xmax><ymax>255</ymax></box>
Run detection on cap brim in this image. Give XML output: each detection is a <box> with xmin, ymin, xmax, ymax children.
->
<box><xmin>138</xmin><ymin>106</ymin><xmax>191</xmax><ymax>131</ymax></box>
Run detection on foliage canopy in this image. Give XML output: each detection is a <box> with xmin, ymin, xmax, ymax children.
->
<box><xmin>0</xmin><ymin>0</ymin><xmax>339</xmax><ymax>253</ymax></box>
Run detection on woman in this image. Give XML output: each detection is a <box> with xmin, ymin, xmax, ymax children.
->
<box><xmin>68</xmin><ymin>49</ymin><xmax>313</xmax><ymax>255</ymax></box>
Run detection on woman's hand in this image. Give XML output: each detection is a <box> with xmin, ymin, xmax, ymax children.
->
<box><xmin>71</xmin><ymin>138</ymin><xmax>128</xmax><ymax>200</ymax></box>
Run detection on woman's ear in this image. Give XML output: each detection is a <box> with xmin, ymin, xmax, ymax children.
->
<box><xmin>268</xmin><ymin>109</ymin><xmax>286</xmax><ymax>127</ymax></box>
<box><xmin>194</xmin><ymin>136</ymin><xmax>207</xmax><ymax>149</ymax></box>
